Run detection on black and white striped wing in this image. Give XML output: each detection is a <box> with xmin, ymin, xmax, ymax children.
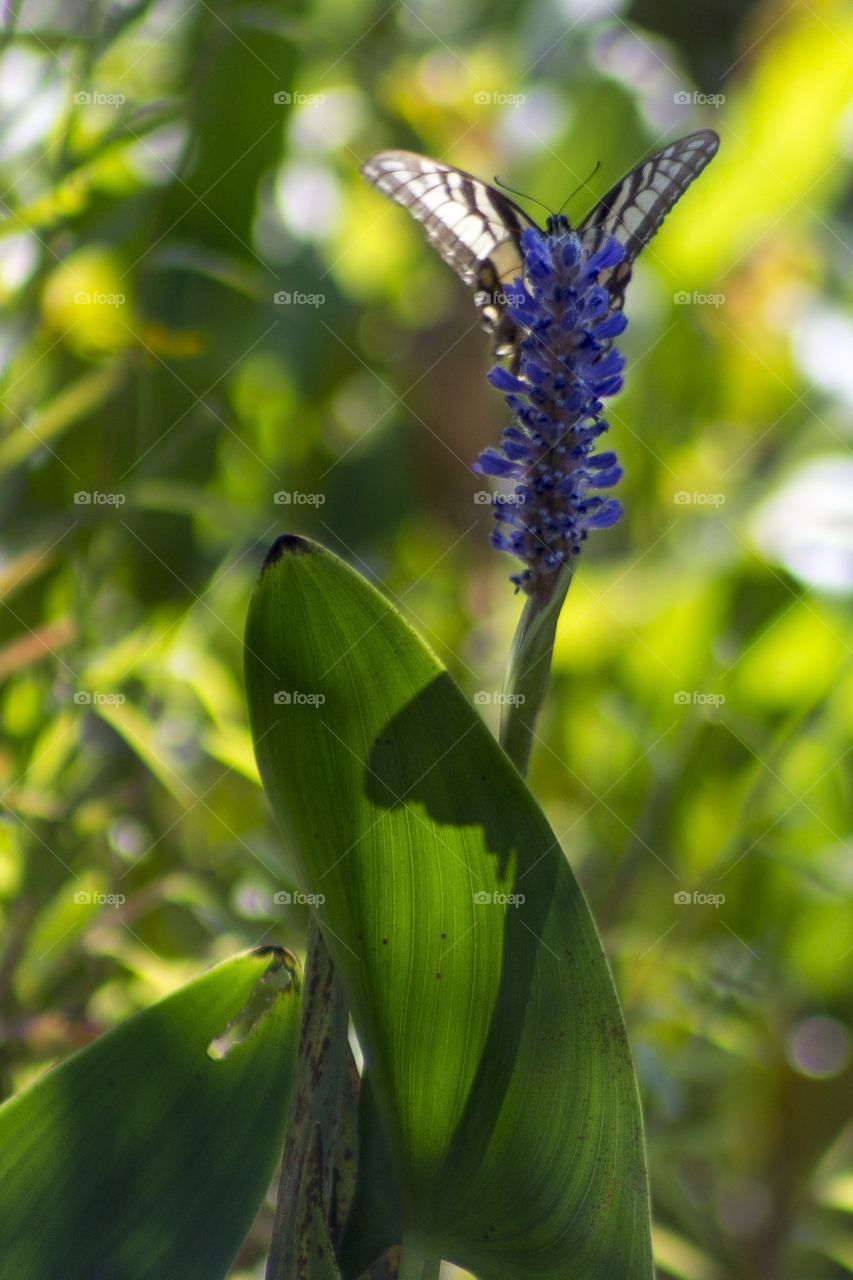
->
<box><xmin>360</xmin><ymin>151</ymin><xmax>535</xmax><ymax>351</ymax></box>
<box><xmin>579</xmin><ymin>129</ymin><xmax>719</xmax><ymax>314</ymax></box>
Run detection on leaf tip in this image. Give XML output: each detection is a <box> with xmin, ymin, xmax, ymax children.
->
<box><xmin>207</xmin><ymin>947</ymin><xmax>301</xmax><ymax>1061</ymax></box>
<box><xmin>262</xmin><ymin>534</ymin><xmax>316</xmax><ymax>574</ymax></box>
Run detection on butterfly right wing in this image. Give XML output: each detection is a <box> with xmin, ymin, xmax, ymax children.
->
<box><xmin>360</xmin><ymin>150</ymin><xmax>535</xmax><ymax>354</ymax></box>
<box><xmin>578</xmin><ymin>129</ymin><xmax>720</xmax><ymax>315</ymax></box>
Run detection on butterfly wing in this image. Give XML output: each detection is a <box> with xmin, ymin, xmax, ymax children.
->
<box><xmin>362</xmin><ymin>134</ymin><xmax>719</xmax><ymax>360</ymax></box>
<box><xmin>360</xmin><ymin>151</ymin><xmax>536</xmax><ymax>355</ymax></box>
<box><xmin>578</xmin><ymin>129</ymin><xmax>719</xmax><ymax>314</ymax></box>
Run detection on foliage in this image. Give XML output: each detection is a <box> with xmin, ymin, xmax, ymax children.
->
<box><xmin>1</xmin><ymin>0</ymin><xmax>851</xmax><ymax>1276</ymax></box>
<box><xmin>0</xmin><ymin>948</ymin><xmax>301</xmax><ymax>1278</ymax></box>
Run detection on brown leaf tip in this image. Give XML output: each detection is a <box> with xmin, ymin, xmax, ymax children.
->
<box><xmin>262</xmin><ymin>534</ymin><xmax>315</xmax><ymax>573</ymax></box>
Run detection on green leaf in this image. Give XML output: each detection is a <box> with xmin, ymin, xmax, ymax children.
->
<box><xmin>244</xmin><ymin>536</ymin><xmax>652</xmax><ymax>1279</ymax></box>
<box><xmin>0</xmin><ymin>947</ymin><xmax>301</xmax><ymax>1280</ymax></box>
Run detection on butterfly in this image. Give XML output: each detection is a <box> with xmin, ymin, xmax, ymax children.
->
<box><xmin>361</xmin><ymin>130</ymin><xmax>719</xmax><ymax>363</ymax></box>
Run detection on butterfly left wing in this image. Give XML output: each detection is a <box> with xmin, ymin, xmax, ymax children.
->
<box><xmin>578</xmin><ymin>129</ymin><xmax>719</xmax><ymax>314</ymax></box>
<box><xmin>360</xmin><ymin>151</ymin><xmax>535</xmax><ymax>355</ymax></box>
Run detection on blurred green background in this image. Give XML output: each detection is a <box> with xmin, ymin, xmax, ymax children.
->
<box><xmin>1</xmin><ymin>0</ymin><xmax>851</xmax><ymax>1275</ymax></box>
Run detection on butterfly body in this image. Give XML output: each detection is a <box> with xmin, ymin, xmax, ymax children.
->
<box><xmin>361</xmin><ymin>131</ymin><xmax>719</xmax><ymax>365</ymax></box>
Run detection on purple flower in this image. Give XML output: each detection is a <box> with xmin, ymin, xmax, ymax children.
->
<box><xmin>473</xmin><ymin>226</ymin><xmax>627</xmax><ymax>593</ymax></box>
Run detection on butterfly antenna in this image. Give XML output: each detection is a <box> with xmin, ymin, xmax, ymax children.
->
<box><xmin>493</xmin><ymin>176</ymin><xmax>552</xmax><ymax>219</ymax></box>
<box><xmin>557</xmin><ymin>160</ymin><xmax>602</xmax><ymax>217</ymax></box>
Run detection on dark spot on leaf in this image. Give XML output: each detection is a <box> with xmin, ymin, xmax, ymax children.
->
<box><xmin>262</xmin><ymin>534</ymin><xmax>315</xmax><ymax>573</ymax></box>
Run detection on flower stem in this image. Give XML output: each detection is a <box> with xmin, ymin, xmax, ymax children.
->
<box><xmin>500</xmin><ymin>564</ymin><xmax>573</xmax><ymax>776</ymax></box>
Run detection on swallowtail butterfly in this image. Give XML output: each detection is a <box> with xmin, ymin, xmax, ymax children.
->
<box><xmin>361</xmin><ymin>130</ymin><xmax>718</xmax><ymax>362</ymax></box>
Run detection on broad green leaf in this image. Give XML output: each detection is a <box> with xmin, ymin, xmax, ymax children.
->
<box><xmin>0</xmin><ymin>947</ymin><xmax>300</xmax><ymax>1280</ymax></box>
<box><xmin>244</xmin><ymin>536</ymin><xmax>652</xmax><ymax>1278</ymax></box>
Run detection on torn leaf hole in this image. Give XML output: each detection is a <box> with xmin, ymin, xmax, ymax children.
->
<box><xmin>207</xmin><ymin>946</ymin><xmax>301</xmax><ymax>1061</ymax></box>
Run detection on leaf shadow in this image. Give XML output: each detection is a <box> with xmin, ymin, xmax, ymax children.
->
<box><xmin>365</xmin><ymin>674</ymin><xmax>562</xmax><ymax>1219</ymax></box>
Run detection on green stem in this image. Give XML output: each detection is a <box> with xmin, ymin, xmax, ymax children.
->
<box><xmin>266</xmin><ymin>916</ymin><xmax>351</xmax><ymax>1279</ymax></box>
<box><xmin>500</xmin><ymin>565</ymin><xmax>573</xmax><ymax>776</ymax></box>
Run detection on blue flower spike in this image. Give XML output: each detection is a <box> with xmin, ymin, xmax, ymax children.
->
<box><xmin>474</xmin><ymin>227</ymin><xmax>627</xmax><ymax>598</ymax></box>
